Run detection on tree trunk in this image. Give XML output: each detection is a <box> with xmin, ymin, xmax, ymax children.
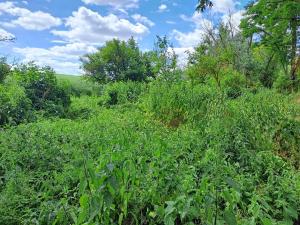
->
<box><xmin>290</xmin><ymin>17</ymin><xmax>298</xmax><ymax>80</ymax></box>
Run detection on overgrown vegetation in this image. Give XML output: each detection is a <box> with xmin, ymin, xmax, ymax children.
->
<box><xmin>0</xmin><ymin>0</ymin><xmax>299</xmax><ymax>224</ymax></box>
<box><xmin>1</xmin><ymin>82</ymin><xmax>299</xmax><ymax>224</ymax></box>
<box><xmin>0</xmin><ymin>63</ymin><xmax>71</xmax><ymax>126</ymax></box>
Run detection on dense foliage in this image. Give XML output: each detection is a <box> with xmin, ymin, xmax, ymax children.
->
<box><xmin>0</xmin><ymin>81</ymin><xmax>299</xmax><ymax>225</ymax></box>
<box><xmin>82</xmin><ymin>36</ymin><xmax>179</xmax><ymax>84</ymax></box>
<box><xmin>240</xmin><ymin>0</ymin><xmax>300</xmax><ymax>81</ymax></box>
<box><xmin>0</xmin><ymin>63</ymin><xmax>71</xmax><ymax>126</ymax></box>
<box><xmin>81</xmin><ymin>38</ymin><xmax>153</xmax><ymax>83</ymax></box>
<box><xmin>0</xmin><ymin>0</ymin><xmax>299</xmax><ymax>224</ymax></box>
<box><xmin>0</xmin><ymin>57</ymin><xmax>10</xmax><ymax>83</ymax></box>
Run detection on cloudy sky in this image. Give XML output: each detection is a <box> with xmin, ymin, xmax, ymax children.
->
<box><xmin>0</xmin><ymin>0</ymin><xmax>249</xmax><ymax>75</ymax></box>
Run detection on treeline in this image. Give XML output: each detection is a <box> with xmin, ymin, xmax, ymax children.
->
<box><xmin>82</xmin><ymin>0</ymin><xmax>300</xmax><ymax>89</ymax></box>
<box><xmin>81</xmin><ymin>36</ymin><xmax>178</xmax><ymax>83</ymax></box>
<box><xmin>1</xmin><ymin>8</ymin><xmax>299</xmax><ymax>127</ymax></box>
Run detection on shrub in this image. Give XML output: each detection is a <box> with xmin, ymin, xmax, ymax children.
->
<box><xmin>221</xmin><ymin>70</ymin><xmax>247</xmax><ymax>99</ymax></box>
<box><xmin>274</xmin><ymin>71</ymin><xmax>300</xmax><ymax>93</ymax></box>
<box><xmin>0</xmin><ymin>57</ymin><xmax>10</xmax><ymax>83</ymax></box>
<box><xmin>0</xmin><ymin>82</ymin><xmax>33</xmax><ymax>126</ymax></box>
<box><xmin>141</xmin><ymin>80</ymin><xmax>222</xmax><ymax>127</ymax></box>
<box><xmin>99</xmin><ymin>81</ymin><xmax>146</xmax><ymax>107</ymax></box>
<box><xmin>13</xmin><ymin>63</ymin><xmax>71</xmax><ymax>117</ymax></box>
<box><xmin>273</xmin><ymin>119</ymin><xmax>300</xmax><ymax>168</ymax></box>
<box><xmin>67</xmin><ymin>95</ymin><xmax>102</xmax><ymax>119</ymax></box>
<box><xmin>57</xmin><ymin>75</ymin><xmax>103</xmax><ymax>97</ymax></box>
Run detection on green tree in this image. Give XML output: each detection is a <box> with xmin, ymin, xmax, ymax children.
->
<box><xmin>0</xmin><ymin>81</ymin><xmax>32</xmax><ymax>126</ymax></box>
<box><xmin>186</xmin><ymin>23</ymin><xmax>252</xmax><ymax>88</ymax></box>
<box><xmin>81</xmin><ymin>38</ymin><xmax>151</xmax><ymax>83</ymax></box>
<box><xmin>0</xmin><ymin>58</ymin><xmax>10</xmax><ymax>83</ymax></box>
<box><xmin>240</xmin><ymin>0</ymin><xmax>300</xmax><ymax>81</ymax></box>
<box><xmin>13</xmin><ymin>63</ymin><xmax>70</xmax><ymax>116</ymax></box>
<box><xmin>145</xmin><ymin>36</ymin><xmax>179</xmax><ymax>81</ymax></box>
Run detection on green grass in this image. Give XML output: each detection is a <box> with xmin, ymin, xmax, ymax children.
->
<box><xmin>56</xmin><ymin>74</ymin><xmax>102</xmax><ymax>96</ymax></box>
<box><xmin>56</xmin><ymin>74</ymin><xmax>83</xmax><ymax>82</ymax></box>
<box><xmin>56</xmin><ymin>74</ymin><xmax>87</xmax><ymax>89</ymax></box>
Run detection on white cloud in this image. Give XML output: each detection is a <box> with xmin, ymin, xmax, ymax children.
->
<box><xmin>11</xmin><ymin>11</ymin><xmax>61</xmax><ymax>30</ymax></box>
<box><xmin>14</xmin><ymin>43</ymin><xmax>97</xmax><ymax>74</ymax></box>
<box><xmin>132</xmin><ymin>14</ymin><xmax>155</xmax><ymax>27</ymax></box>
<box><xmin>172</xmin><ymin>47</ymin><xmax>194</xmax><ymax>66</ymax></box>
<box><xmin>52</xmin><ymin>7</ymin><xmax>149</xmax><ymax>45</ymax></box>
<box><xmin>211</xmin><ymin>0</ymin><xmax>237</xmax><ymax>14</ymax></box>
<box><xmin>0</xmin><ymin>1</ymin><xmax>61</xmax><ymax>30</ymax></box>
<box><xmin>51</xmin><ymin>40</ymin><xmax>69</xmax><ymax>44</ymax></box>
<box><xmin>174</xmin><ymin>3</ymin><xmax>244</xmax><ymax>48</ymax></box>
<box><xmin>180</xmin><ymin>12</ymin><xmax>211</xmax><ymax>27</ymax></box>
<box><xmin>158</xmin><ymin>4</ymin><xmax>168</xmax><ymax>13</ymax></box>
<box><xmin>82</xmin><ymin>0</ymin><xmax>139</xmax><ymax>9</ymax></box>
<box><xmin>222</xmin><ymin>10</ymin><xmax>245</xmax><ymax>30</ymax></box>
<box><xmin>170</xmin><ymin>0</ymin><xmax>243</xmax><ymax>66</ymax></box>
<box><xmin>172</xmin><ymin>13</ymin><xmax>213</xmax><ymax>48</ymax></box>
<box><xmin>166</xmin><ymin>20</ymin><xmax>176</xmax><ymax>25</ymax></box>
<box><xmin>172</xmin><ymin>28</ymin><xmax>206</xmax><ymax>48</ymax></box>
<box><xmin>0</xmin><ymin>27</ymin><xmax>15</xmax><ymax>39</ymax></box>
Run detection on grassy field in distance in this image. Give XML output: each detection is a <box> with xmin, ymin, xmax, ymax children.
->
<box><xmin>56</xmin><ymin>74</ymin><xmax>101</xmax><ymax>96</ymax></box>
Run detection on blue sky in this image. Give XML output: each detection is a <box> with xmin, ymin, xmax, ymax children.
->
<box><xmin>0</xmin><ymin>0</ymin><xmax>250</xmax><ymax>74</ymax></box>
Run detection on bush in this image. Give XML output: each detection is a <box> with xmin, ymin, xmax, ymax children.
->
<box><xmin>0</xmin><ymin>82</ymin><xmax>33</xmax><ymax>126</ymax></box>
<box><xmin>141</xmin><ymin>80</ymin><xmax>222</xmax><ymax>127</ymax></box>
<box><xmin>274</xmin><ymin>71</ymin><xmax>300</xmax><ymax>93</ymax></box>
<box><xmin>67</xmin><ymin>95</ymin><xmax>102</xmax><ymax>119</ymax></box>
<box><xmin>99</xmin><ymin>81</ymin><xmax>146</xmax><ymax>107</ymax></box>
<box><xmin>0</xmin><ymin>57</ymin><xmax>10</xmax><ymax>83</ymax></box>
<box><xmin>273</xmin><ymin>119</ymin><xmax>300</xmax><ymax>168</ymax></box>
<box><xmin>221</xmin><ymin>70</ymin><xmax>247</xmax><ymax>99</ymax></box>
<box><xmin>13</xmin><ymin>63</ymin><xmax>71</xmax><ymax>117</ymax></box>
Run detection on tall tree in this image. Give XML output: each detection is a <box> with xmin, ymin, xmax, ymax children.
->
<box><xmin>240</xmin><ymin>0</ymin><xmax>300</xmax><ymax>81</ymax></box>
<box><xmin>144</xmin><ymin>36</ymin><xmax>179</xmax><ymax>81</ymax></box>
<box><xmin>81</xmin><ymin>38</ymin><xmax>152</xmax><ymax>83</ymax></box>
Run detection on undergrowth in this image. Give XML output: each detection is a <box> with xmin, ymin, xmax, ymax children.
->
<box><xmin>0</xmin><ymin>82</ymin><xmax>299</xmax><ymax>225</ymax></box>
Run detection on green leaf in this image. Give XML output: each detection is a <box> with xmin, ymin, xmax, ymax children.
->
<box><xmin>225</xmin><ymin>177</ymin><xmax>240</xmax><ymax>192</ymax></box>
<box><xmin>224</xmin><ymin>209</ymin><xmax>237</xmax><ymax>225</ymax></box>
<box><xmin>118</xmin><ymin>213</ymin><xmax>124</xmax><ymax>225</ymax></box>
<box><xmin>284</xmin><ymin>207</ymin><xmax>298</xmax><ymax>219</ymax></box>
<box><xmin>164</xmin><ymin>215</ymin><xmax>175</xmax><ymax>225</ymax></box>
<box><xmin>78</xmin><ymin>194</ymin><xmax>90</xmax><ymax>224</ymax></box>
<box><xmin>149</xmin><ymin>211</ymin><xmax>156</xmax><ymax>218</ymax></box>
<box><xmin>261</xmin><ymin>218</ymin><xmax>273</xmax><ymax>225</ymax></box>
<box><xmin>79</xmin><ymin>179</ymin><xmax>87</xmax><ymax>195</ymax></box>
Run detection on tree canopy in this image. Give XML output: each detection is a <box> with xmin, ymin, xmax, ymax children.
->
<box><xmin>240</xmin><ymin>0</ymin><xmax>300</xmax><ymax>80</ymax></box>
<box><xmin>81</xmin><ymin>36</ymin><xmax>179</xmax><ymax>83</ymax></box>
<box><xmin>81</xmin><ymin>38</ymin><xmax>152</xmax><ymax>83</ymax></box>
